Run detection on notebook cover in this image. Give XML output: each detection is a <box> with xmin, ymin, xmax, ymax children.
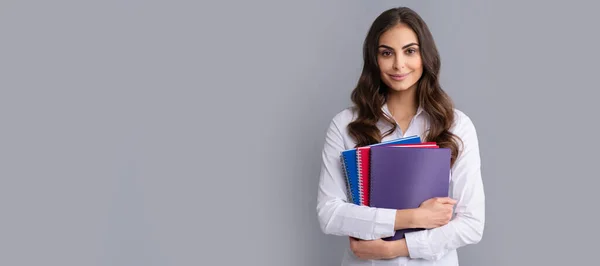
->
<box><xmin>340</xmin><ymin>149</ymin><xmax>360</xmax><ymax>204</ymax></box>
<box><xmin>369</xmin><ymin>146</ymin><xmax>452</xmax><ymax>241</ymax></box>
<box><xmin>342</xmin><ymin>135</ymin><xmax>422</xmax><ymax>205</ymax></box>
<box><xmin>339</xmin><ymin>154</ymin><xmax>354</xmax><ymax>204</ymax></box>
<box><xmin>357</xmin><ymin>147</ymin><xmax>370</xmax><ymax>206</ymax></box>
<box><xmin>357</xmin><ymin>142</ymin><xmax>437</xmax><ymax>206</ymax></box>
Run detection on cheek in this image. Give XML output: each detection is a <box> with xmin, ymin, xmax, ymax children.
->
<box><xmin>407</xmin><ymin>58</ymin><xmax>423</xmax><ymax>72</ymax></box>
<box><xmin>378</xmin><ymin>58</ymin><xmax>393</xmax><ymax>72</ymax></box>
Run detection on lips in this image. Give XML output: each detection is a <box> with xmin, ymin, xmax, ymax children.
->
<box><xmin>389</xmin><ymin>72</ymin><xmax>411</xmax><ymax>81</ymax></box>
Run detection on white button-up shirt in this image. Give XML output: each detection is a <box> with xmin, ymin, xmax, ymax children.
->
<box><xmin>316</xmin><ymin>103</ymin><xmax>485</xmax><ymax>265</ymax></box>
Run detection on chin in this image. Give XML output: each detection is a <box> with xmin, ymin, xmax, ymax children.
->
<box><xmin>383</xmin><ymin>80</ymin><xmax>417</xmax><ymax>92</ymax></box>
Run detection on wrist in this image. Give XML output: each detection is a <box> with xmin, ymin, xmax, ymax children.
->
<box><xmin>386</xmin><ymin>238</ymin><xmax>409</xmax><ymax>259</ymax></box>
<box><xmin>411</xmin><ymin>208</ymin><xmax>423</xmax><ymax>228</ymax></box>
<box><xmin>395</xmin><ymin>209</ymin><xmax>420</xmax><ymax>230</ymax></box>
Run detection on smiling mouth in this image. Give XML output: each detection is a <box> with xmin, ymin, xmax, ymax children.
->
<box><xmin>389</xmin><ymin>72</ymin><xmax>411</xmax><ymax>81</ymax></box>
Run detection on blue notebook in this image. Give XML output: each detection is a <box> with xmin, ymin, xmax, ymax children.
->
<box><xmin>340</xmin><ymin>135</ymin><xmax>421</xmax><ymax>205</ymax></box>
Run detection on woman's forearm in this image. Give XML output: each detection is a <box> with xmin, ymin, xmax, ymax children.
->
<box><xmin>389</xmin><ymin>238</ymin><xmax>410</xmax><ymax>258</ymax></box>
<box><xmin>394</xmin><ymin>209</ymin><xmax>419</xmax><ymax>230</ymax></box>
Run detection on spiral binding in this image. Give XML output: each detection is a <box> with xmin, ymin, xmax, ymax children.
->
<box><xmin>369</xmin><ymin>148</ymin><xmax>376</xmax><ymax>206</ymax></box>
<box><xmin>340</xmin><ymin>154</ymin><xmax>353</xmax><ymax>204</ymax></box>
<box><xmin>356</xmin><ymin>149</ymin><xmax>364</xmax><ymax>206</ymax></box>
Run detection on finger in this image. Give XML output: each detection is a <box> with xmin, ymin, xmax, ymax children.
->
<box><xmin>437</xmin><ymin>197</ymin><xmax>457</xmax><ymax>204</ymax></box>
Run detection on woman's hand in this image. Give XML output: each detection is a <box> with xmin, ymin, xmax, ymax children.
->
<box><xmin>349</xmin><ymin>237</ymin><xmax>393</xmax><ymax>260</ymax></box>
<box><xmin>349</xmin><ymin>237</ymin><xmax>409</xmax><ymax>260</ymax></box>
<box><xmin>414</xmin><ymin>197</ymin><xmax>457</xmax><ymax>229</ymax></box>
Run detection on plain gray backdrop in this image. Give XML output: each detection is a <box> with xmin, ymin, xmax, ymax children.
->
<box><xmin>2</xmin><ymin>0</ymin><xmax>599</xmax><ymax>265</ymax></box>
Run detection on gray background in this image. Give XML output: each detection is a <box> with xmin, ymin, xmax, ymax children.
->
<box><xmin>1</xmin><ymin>0</ymin><xmax>598</xmax><ymax>265</ymax></box>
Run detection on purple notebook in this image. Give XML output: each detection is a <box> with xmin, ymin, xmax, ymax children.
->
<box><xmin>369</xmin><ymin>146</ymin><xmax>452</xmax><ymax>241</ymax></box>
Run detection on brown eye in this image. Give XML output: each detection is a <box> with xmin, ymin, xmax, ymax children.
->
<box><xmin>406</xmin><ymin>48</ymin><xmax>417</xmax><ymax>55</ymax></box>
<box><xmin>380</xmin><ymin>50</ymin><xmax>392</xmax><ymax>57</ymax></box>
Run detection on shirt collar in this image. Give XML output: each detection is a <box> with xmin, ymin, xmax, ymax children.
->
<box><xmin>382</xmin><ymin>102</ymin><xmax>425</xmax><ymax>118</ymax></box>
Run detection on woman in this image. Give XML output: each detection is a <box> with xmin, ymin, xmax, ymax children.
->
<box><xmin>316</xmin><ymin>6</ymin><xmax>485</xmax><ymax>265</ymax></box>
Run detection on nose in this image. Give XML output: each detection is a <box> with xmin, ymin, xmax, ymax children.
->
<box><xmin>393</xmin><ymin>55</ymin><xmax>406</xmax><ymax>70</ymax></box>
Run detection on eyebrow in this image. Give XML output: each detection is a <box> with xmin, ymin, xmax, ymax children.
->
<box><xmin>378</xmin><ymin>43</ymin><xmax>419</xmax><ymax>50</ymax></box>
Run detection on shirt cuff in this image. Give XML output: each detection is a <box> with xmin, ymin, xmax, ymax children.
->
<box><xmin>373</xmin><ymin>208</ymin><xmax>396</xmax><ymax>238</ymax></box>
<box><xmin>405</xmin><ymin>230</ymin><xmax>431</xmax><ymax>259</ymax></box>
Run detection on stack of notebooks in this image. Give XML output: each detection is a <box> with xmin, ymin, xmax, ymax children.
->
<box><xmin>340</xmin><ymin>135</ymin><xmax>451</xmax><ymax>241</ymax></box>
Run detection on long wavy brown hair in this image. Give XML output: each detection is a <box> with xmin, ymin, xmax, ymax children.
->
<box><xmin>347</xmin><ymin>7</ymin><xmax>463</xmax><ymax>166</ymax></box>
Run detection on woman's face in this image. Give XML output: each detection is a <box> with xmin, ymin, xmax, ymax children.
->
<box><xmin>377</xmin><ymin>23</ymin><xmax>423</xmax><ymax>92</ymax></box>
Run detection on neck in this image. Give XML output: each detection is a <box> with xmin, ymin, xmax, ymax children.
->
<box><xmin>386</xmin><ymin>87</ymin><xmax>418</xmax><ymax>120</ymax></box>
